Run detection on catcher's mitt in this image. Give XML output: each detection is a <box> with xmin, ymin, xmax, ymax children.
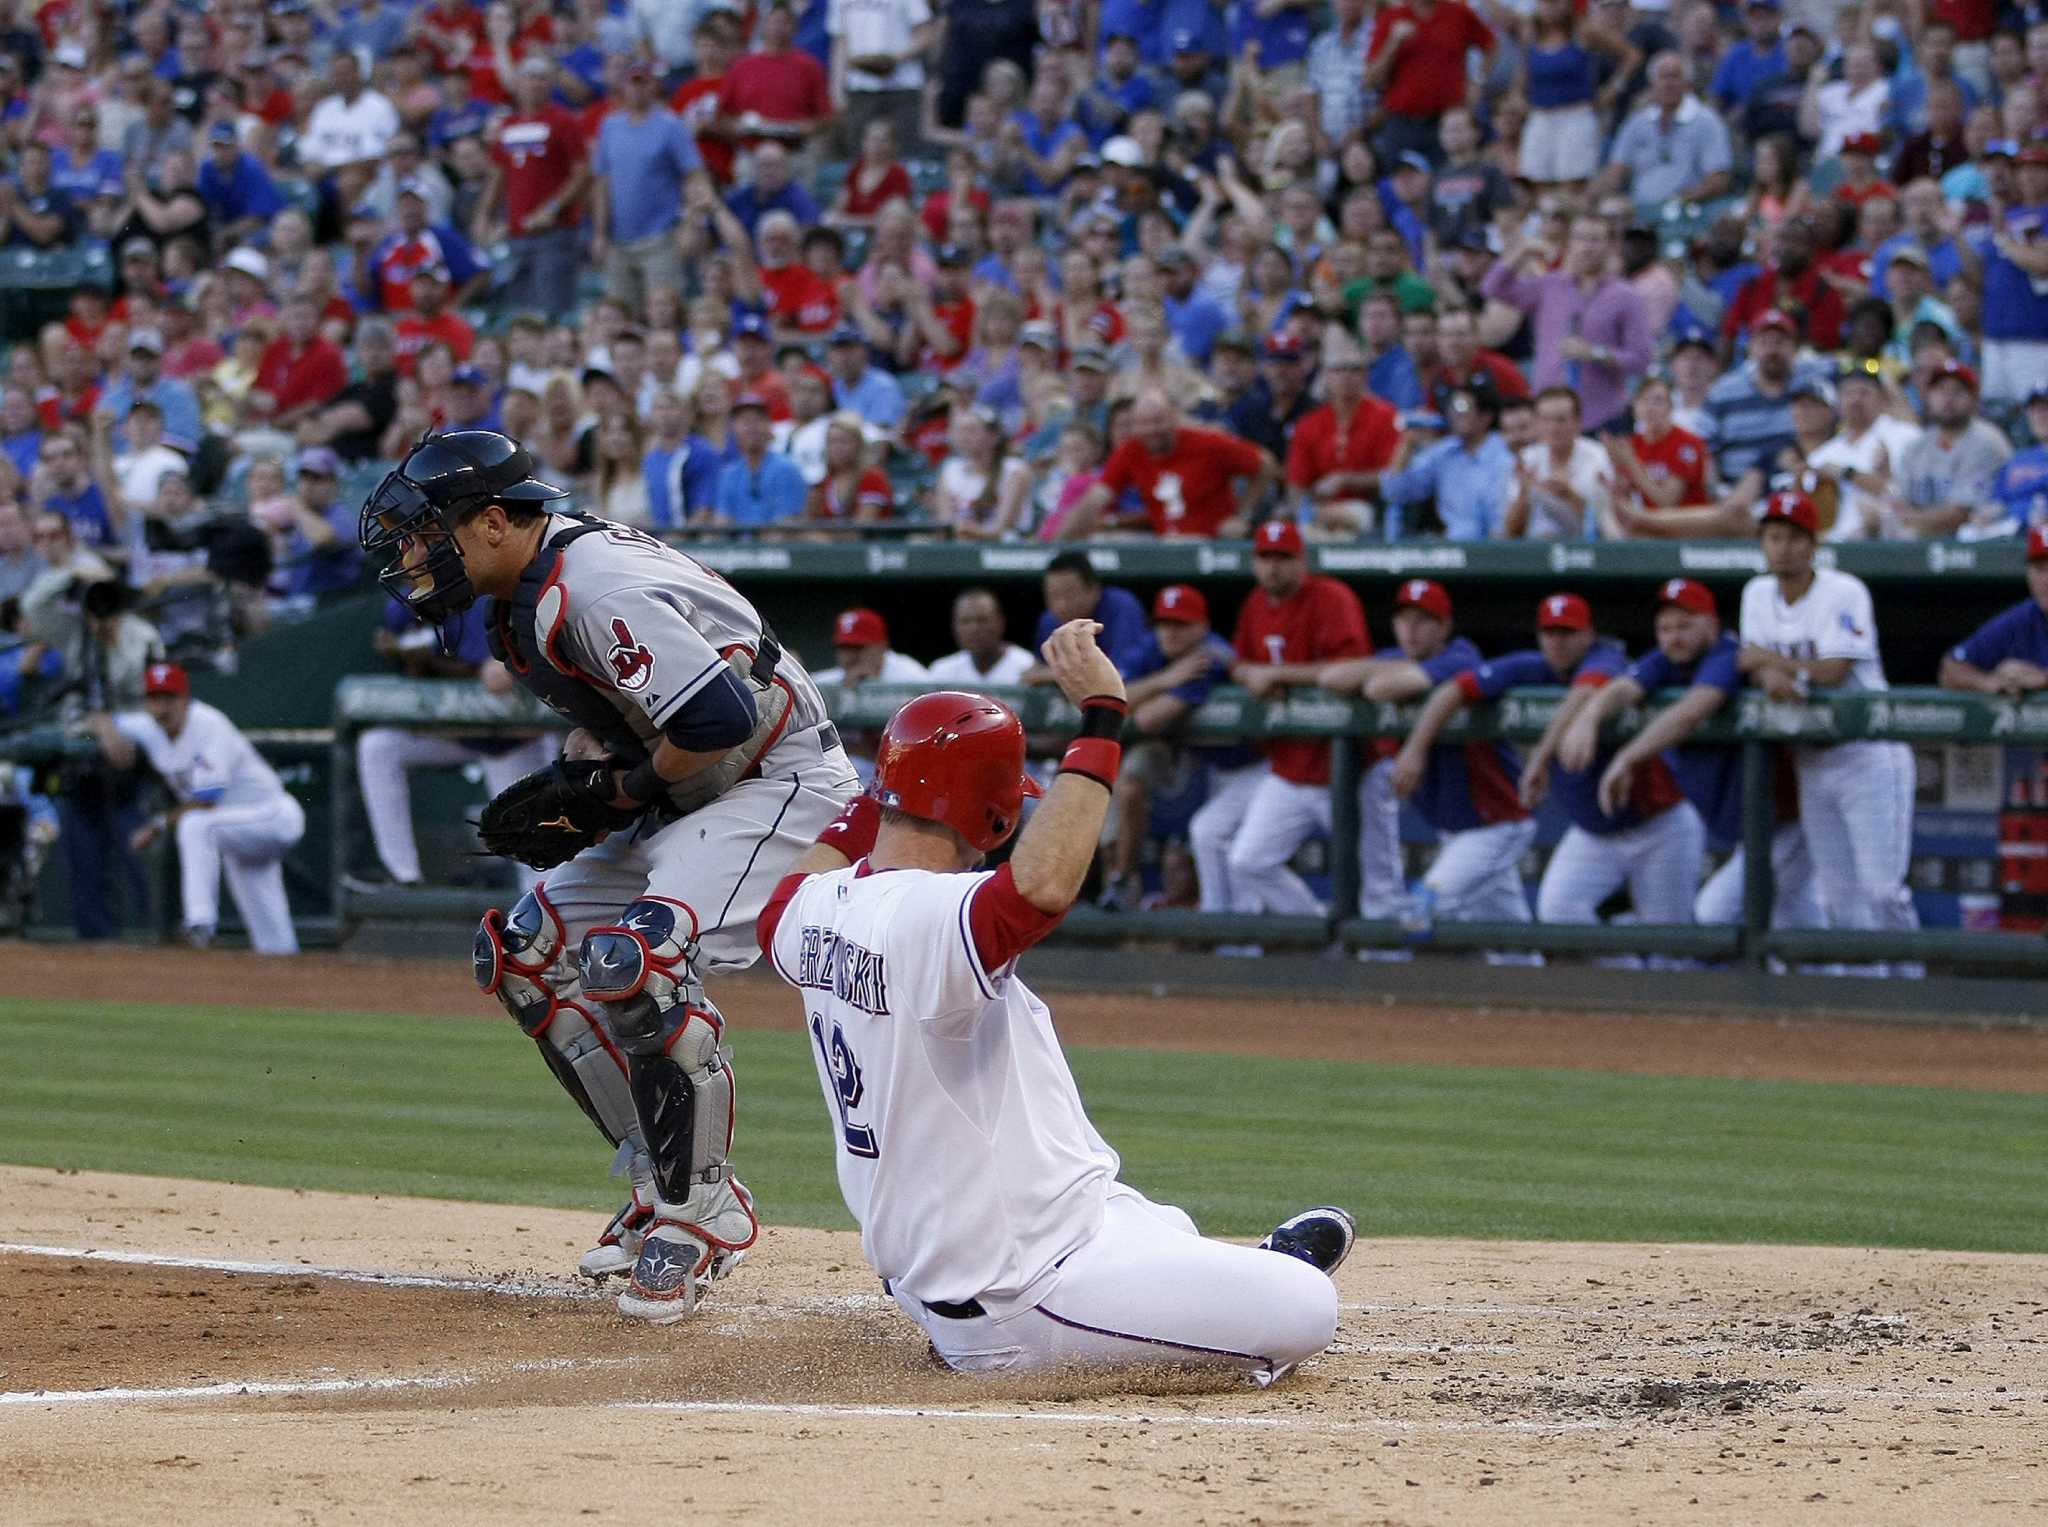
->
<box><xmin>477</xmin><ymin>759</ymin><xmax>644</xmax><ymax>870</ymax></box>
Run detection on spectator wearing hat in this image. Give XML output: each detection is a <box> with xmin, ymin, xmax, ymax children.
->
<box><xmin>1365</xmin><ymin>0</ymin><xmax>1496</xmax><ymax>166</ymax></box>
<box><xmin>486</xmin><ymin>56</ymin><xmax>590</xmax><ymax>318</ymax></box>
<box><xmin>1986</xmin><ymin>388</ymin><xmax>2048</xmax><ymax>532</ymax></box>
<box><xmin>1801</xmin><ymin>359</ymin><xmax>1921</xmax><ymax>539</ymax></box>
<box><xmin>1076</xmin><ymin>28</ymin><xmax>1156</xmax><ymax>149</ymax></box>
<box><xmin>1941</xmin><ymin>524</ymin><xmax>2048</xmax><ymax>695</ymax></box>
<box><xmin>2</xmin><ymin>141</ymin><xmax>78</xmax><ymax>249</ymax></box>
<box><xmin>195</xmin><ymin>122</ymin><xmax>283</xmax><ymax>250</ymax></box>
<box><xmin>370</xmin><ymin>180</ymin><xmax>489</xmax><ymax>313</ymax></box>
<box><xmin>1873</xmin><ymin>179</ymin><xmax>1965</xmax><ymax>302</ymax></box>
<box><xmin>907</xmin><ymin>241</ymin><xmax>977</xmax><ymax>373</ymax></box>
<box><xmin>250</xmin><ymin>292</ymin><xmax>349</xmax><ymax>430</ymax></box>
<box><xmin>100</xmin><ymin>326</ymin><xmax>200</xmax><ymax>458</ymax></box>
<box><xmin>299</xmin><ymin>49</ymin><xmax>399</xmax><ymax>173</ymax></box>
<box><xmin>1225</xmin><ymin>332</ymin><xmax>1318</xmax><ymax>462</ymax></box>
<box><xmin>392</xmin><ymin>265</ymin><xmax>476</xmax><ymax>377</ymax></box>
<box><xmin>1959</xmin><ymin>147</ymin><xmax>2048</xmax><ymax>407</ymax></box>
<box><xmin>591</xmin><ymin>58</ymin><xmax>702</xmax><ymax>311</ymax></box>
<box><xmin>1597</xmin><ymin>51</ymin><xmax>1733</xmax><ymax>216</ymax></box>
<box><xmin>1483</xmin><ymin>216</ymin><xmax>1651</xmax><ymax>433</ymax></box>
<box><xmin>90</xmin><ymin>393</ymin><xmax>184</xmax><ymax>520</ymax></box>
<box><xmin>1892</xmin><ymin>360</ymin><xmax>2012</xmax><ymax>538</ymax></box>
<box><xmin>1066</xmin><ymin>389</ymin><xmax>1277</xmax><ymax>540</ymax></box>
<box><xmin>1154</xmin><ymin>245</ymin><xmax>1229</xmax><ymax>368</ymax></box>
<box><xmin>1800</xmin><ymin>40</ymin><xmax>1890</xmax><ymax>161</ymax></box>
<box><xmin>825</xmin><ymin>323</ymin><xmax>905</xmax><ymax>430</ymax></box>
<box><xmin>1378</xmin><ymin>381</ymin><xmax>1516</xmax><ymax>539</ymax></box>
<box><xmin>707</xmin><ymin>391</ymin><xmax>807</xmax><ymax>527</ymax></box>
<box><xmin>815</xmin><ymin>606</ymin><xmax>928</xmax><ymax>689</ymax></box>
<box><xmin>1289</xmin><ymin>330</ymin><xmax>1401</xmax><ymax>538</ymax></box>
<box><xmin>726</xmin><ymin>312</ymin><xmax>793</xmax><ymax>420</ymax></box>
<box><xmin>1831</xmin><ymin>132</ymin><xmax>1896</xmax><ymax>208</ymax></box>
<box><xmin>1704</xmin><ymin>309</ymin><xmax>1837</xmax><ymax>486</ymax></box>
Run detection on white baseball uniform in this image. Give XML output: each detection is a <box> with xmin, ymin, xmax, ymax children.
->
<box><xmin>926</xmin><ymin>644</ymin><xmax>1036</xmax><ymax>688</ymax></box>
<box><xmin>116</xmin><ymin>701</ymin><xmax>305</xmax><ymax>953</ymax></box>
<box><xmin>763</xmin><ymin>860</ymin><xmax>1339</xmax><ymax>1382</ymax></box>
<box><xmin>1737</xmin><ymin>567</ymin><xmax>1919</xmax><ymax>934</ymax></box>
<box><xmin>356</xmin><ymin>726</ymin><xmax>555</xmax><ymax>887</ymax></box>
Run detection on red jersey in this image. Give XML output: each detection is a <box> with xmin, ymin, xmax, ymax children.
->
<box><xmin>760</xmin><ymin>263</ymin><xmax>840</xmax><ymax>333</ymax></box>
<box><xmin>1233</xmin><ymin>575</ymin><xmax>1372</xmax><ymax>785</ymax></box>
<box><xmin>36</xmin><ymin>383</ymin><xmax>97</xmax><ymax>430</ymax></box>
<box><xmin>1722</xmin><ymin>264</ymin><xmax>1846</xmax><ymax>350</ymax></box>
<box><xmin>416</xmin><ymin>1</ymin><xmax>486</xmax><ymax>74</ymax></box>
<box><xmin>492</xmin><ymin>107</ymin><xmax>586</xmax><ymax>236</ymax></box>
<box><xmin>1834</xmin><ymin>178</ymin><xmax>1897</xmax><ymax>208</ymax></box>
<box><xmin>1931</xmin><ymin>0</ymin><xmax>1994</xmax><ymax>40</ymax></box>
<box><xmin>923</xmin><ymin>295</ymin><xmax>975</xmax><ymax>371</ymax></box>
<box><xmin>818</xmin><ymin>466</ymin><xmax>892</xmax><ymax>519</ymax></box>
<box><xmin>394</xmin><ymin>311</ymin><xmax>476</xmax><ymax>375</ymax></box>
<box><xmin>1102</xmin><ymin>425</ymin><xmax>1267</xmax><ymax>538</ymax></box>
<box><xmin>1631</xmin><ymin>425</ymin><xmax>1710</xmax><ymax>506</ymax></box>
<box><xmin>1369</xmin><ymin>2</ymin><xmax>1494</xmax><ymax>118</ymax></box>
<box><xmin>718</xmin><ymin>50</ymin><xmax>830</xmax><ymax>133</ymax></box>
<box><xmin>920</xmin><ymin>185</ymin><xmax>990</xmax><ymax>240</ymax></box>
<box><xmin>841</xmin><ymin>161</ymin><xmax>912</xmax><ymax>219</ymax></box>
<box><xmin>1285</xmin><ymin>395</ymin><xmax>1400</xmax><ymax>489</ymax></box>
<box><xmin>671</xmin><ymin>75</ymin><xmax>735</xmax><ymax>183</ymax></box>
<box><xmin>255</xmin><ymin>335</ymin><xmax>349</xmax><ymax>414</ymax></box>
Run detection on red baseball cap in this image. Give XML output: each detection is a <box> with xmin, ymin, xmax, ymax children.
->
<box><xmin>1536</xmin><ymin>592</ymin><xmax>1592</xmax><ymax>631</ymax></box>
<box><xmin>1393</xmin><ymin>578</ymin><xmax>1452</xmax><ymax>621</ymax></box>
<box><xmin>1840</xmin><ymin>131</ymin><xmax>1883</xmax><ymax>156</ymax></box>
<box><xmin>2018</xmin><ymin>144</ymin><xmax>2048</xmax><ymax>168</ymax></box>
<box><xmin>1929</xmin><ymin>357</ymin><xmax>1980</xmax><ymax>394</ymax></box>
<box><xmin>1655</xmin><ymin>577</ymin><xmax>1717</xmax><ymax>616</ymax></box>
<box><xmin>1750</xmin><ymin>308</ymin><xmax>1798</xmax><ymax>337</ymax></box>
<box><xmin>1152</xmin><ymin>583</ymin><xmax>1209</xmax><ymax>624</ymax></box>
<box><xmin>2028</xmin><ymin>525</ymin><xmax>2048</xmax><ymax>562</ymax></box>
<box><xmin>143</xmin><ymin>661</ymin><xmax>190</xmax><ymax>697</ymax></box>
<box><xmin>1252</xmin><ymin>520</ymin><xmax>1305</xmax><ymax>557</ymax></box>
<box><xmin>833</xmin><ymin>607</ymin><xmax>888</xmax><ymax>647</ymax></box>
<box><xmin>1757</xmin><ymin>489</ymin><xmax>1819</xmax><ymax>534</ymax></box>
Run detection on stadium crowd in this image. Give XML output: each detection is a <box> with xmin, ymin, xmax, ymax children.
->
<box><xmin>4</xmin><ymin>0</ymin><xmax>2048</xmax><ymax>950</ymax></box>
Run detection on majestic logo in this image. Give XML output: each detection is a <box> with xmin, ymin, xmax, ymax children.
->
<box><xmin>607</xmin><ymin>617</ymin><xmax>655</xmax><ymax>691</ymax></box>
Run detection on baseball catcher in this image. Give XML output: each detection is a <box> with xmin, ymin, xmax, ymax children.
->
<box><xmin>359</xmin><ymin>430</ymin><xmax>858</xmax><ymax>1322</ymax></box>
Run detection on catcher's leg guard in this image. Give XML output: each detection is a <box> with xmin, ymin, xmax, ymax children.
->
<box><xmin>476</xmin><ymin>885</ymin><xmax>655</xmax><ymax>1279</ymax></box>
<box><xmin>579</xmin><ymin>898</ymin><xmax>758</xmax><ymax>1323</ymax></box>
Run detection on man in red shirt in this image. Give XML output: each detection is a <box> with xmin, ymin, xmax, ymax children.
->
<box><xmin>1722</xmin><ymin>215</ymin><xmax>1846</xmax><ymax>351</ymax></box>
<box><xmin>909</xmin><ymin>243</ymin><xmax>976</xmax><ymax>372</ymax></box>
<box><xmin>1287</xmin><ymin>331</ymin><xmax>1401</xmax><ymax>536</ymax></box>
<box><xmin>490</xmin><ymin>55</ymin><xmax>589</xmax><ymax>317</ymax></box>
<box><xmin>1609</xmin><ymin>375</ymin><xmax>1712</xmax><ymax>510</ymax></box>
<box><xmin>1365</xmin><ymin>0</ymin><xmax>1495</xmax><ymax>165</ymax></box>
<box><xmin>393</xmin><ymin>267</ymin><xmax>476</xmax><ymax>377</ymax></box>
<box><xmin>749</xmin><ymin>210</ymin><xmax>840</xmax><ymax>337</ymax></box>
<box><xmin>1427</xmin><ymin>305</ymin><xmax>1529</xmax><ymax>403</ymax></box>
<box><xmin>1187</xmin><ymin>521</ymin><xmax>1374</xmax><ymax>929</ymax></box>
<box><xmin>718</xmin><ymin>0</ymin><xmax>831</xmax><ymax>156</ymax></box>
<box><xmin>1069</xmin><ymin>390</ymin><xmax>1278</xmax><ymax>539</ymax></box>
<box><xmin>250</xmin><ymin>292</ymin><xmax>348</xmax><ymax>428</ymax></box>
<box><xmin>671</xmin><ymin>13</ymin><xmax>739</xmax><ymax>184</ymax></box>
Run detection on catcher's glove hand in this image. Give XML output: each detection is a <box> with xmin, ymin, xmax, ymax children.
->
<box><xmin>477</xmin><ymin>759</ymin><xmax>645</xmax><ymax>870</ymax></box>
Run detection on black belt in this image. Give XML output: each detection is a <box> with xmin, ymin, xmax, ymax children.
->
<box><xmin>882</xmin><ymin>1279</ymin><xmax>984</xmax><ymax>1319</ymax></box>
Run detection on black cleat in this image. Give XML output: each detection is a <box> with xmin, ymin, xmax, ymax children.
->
<box><xmin>1259</xmin><ymin>1206</ymin><xmax>1356</xmax><ymax>1277</ymax></box>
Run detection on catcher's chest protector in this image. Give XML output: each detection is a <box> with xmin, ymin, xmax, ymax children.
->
<box><xmin>487</xmin><ymin>520</ymin><xmax>648</xmax><ymax>759</ymax></box>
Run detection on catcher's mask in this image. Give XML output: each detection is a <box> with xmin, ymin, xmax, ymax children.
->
<box><xmin>359</xmin><ymin>429</ymin><xmax>570</xmax><ymax>624</ymax></box>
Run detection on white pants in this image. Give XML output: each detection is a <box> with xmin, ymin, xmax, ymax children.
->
<box><xmin>1536</xmin><ymin>802</ymin><xmax>1705</xmax><ymax>925</ymax></box>
<box><xmin>1518</xmin><ymin>103</ymin><xmax>1602</xmax><ymax>183</ymax></box>
<box><xmin>1187</xmin><ymin>762</ymin><xmax>1269</xmax><ymax>914</ymax></box>
<box><xmin>1356</xmin><ymin>758</ymin><xmax>1404</xmax><ymax>917</ymax></box>
<box><xmin>1216</xmin><ymin>772</ymin><xmax>1331</xmax><ymax>916</ymax></box>
<box><xmin>1424</xmin><ymin>818</ymin><xmax>1536</xmax><ymax>921</ymax></box>
<box><xmin>1694</xmin><ymin>822</ymin><xmax>1822</xmax><ymax>928</ymax></box>
<box><xmin>1796</xmin><ymin>740</ymin><xmax>1919</xmax><ymax>932</ymax></box>
<box><xmin>175</xmin><ymin>795</ymin><xmax>305</xmax><ymax>954</ymax></box>
<box><xmin>539</xmin><ymin>725</ymin><xmax>859</xmax><ymax>967</ymax></box>
<box><xmin>357</xmin><ymin>727</ymin><xmax>556</xmax><ymax>887</ymax></box>
<box><xmin>892</xmin><ymin>1185</ymin><xmax>1339</xmax><ymax>1385</ymax></box>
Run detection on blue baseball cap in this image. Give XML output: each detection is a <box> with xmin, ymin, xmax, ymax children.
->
<box><xmin>828</xmin><ymin>323</ymin><xmax>865</xmax><ymax>345</ymax></box>
<box><xmin>207</xmin><ymin>121</ymin><xmax>239</xmax><ymax>145</ymax></box>
<box><xmin>1170</xmin><ymin>28</ymin><xmax>1202</xmax><ymax>53</ymax></box>
<box><xmin>732</xmin><ymin>312</ymin><xmax>770</xmax><ymax>339</ymax></box>
<box><xmin>1395</xmin><ymin>150</ymin><xmax>1432</xmax><ymax>175</ymax></box>
<box><xmin>451</xmin><ymin>364</ymin><xmax>488</xmax><ymax>387</ymax></box>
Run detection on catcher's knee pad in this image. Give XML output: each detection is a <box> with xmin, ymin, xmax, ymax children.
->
<box><xmin>475</xmin><ymin>884</ymin><xmax>638</xmax><ymax>1147</ymax></box>
<box><xmin>579</xmin><ymin>898</ymin><xmax>735</xmax><ymax>1208</ymax></box>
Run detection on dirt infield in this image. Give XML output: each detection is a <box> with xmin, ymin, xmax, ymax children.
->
<box><xmin>15</xmin><ymin>942</ymin><xmax>2048</xmax><ymax>1092</ymax></box>
<box><xmin>4</xmin><ymin>1167</ymin><xmax>2045</xmax><ymax>1525</ymax></box>
<box><xmin>8</xmin><ymin>946</ymin><xmax>2048</xmax><ymax>1522</ymax></box>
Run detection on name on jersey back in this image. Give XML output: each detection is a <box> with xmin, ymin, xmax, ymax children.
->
<box><xmin>796</xmin><ymin>925</ymin><xmax>891</xmax><ymax>1016</ymax></box>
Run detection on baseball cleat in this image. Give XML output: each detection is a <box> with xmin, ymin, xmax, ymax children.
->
<box><xmin>579</xmin><ymin>1190</ymin><xmax>656</xmax><ymax>1283</ymax></box>
<box><xmin>1259</xmin><ymin>1206</ymin><xmax>1356</xmax><ymax>1277</ymax></box>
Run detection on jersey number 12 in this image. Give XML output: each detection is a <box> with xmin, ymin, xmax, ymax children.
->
<box><xmin>811</xmin><ymin>1013</ymin><xmax>880</xmax><ymax>1158</ymax></box>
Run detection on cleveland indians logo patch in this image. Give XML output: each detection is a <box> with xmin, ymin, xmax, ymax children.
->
<box><xmin>607</xmin><ymin>618</ymin><xmax>655</xmax><ymax>691</ymax></box>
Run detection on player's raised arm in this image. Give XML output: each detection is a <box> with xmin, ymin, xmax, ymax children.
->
<box><xmin>1008</xmin><ymin>619</ymin><xmax>1130</xmax><ymax>915</ymax></box>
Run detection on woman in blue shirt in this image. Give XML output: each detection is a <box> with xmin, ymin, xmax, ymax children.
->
<box><xmin>1515</xmin><ymin>0</ymin><xmax>1639</xmax><ymax>189</ymax></box>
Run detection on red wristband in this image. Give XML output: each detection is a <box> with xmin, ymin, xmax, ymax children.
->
<box><xmin>1059</xmin><ymin>736</ymin><xmax>1121</xmax><ymax>788</ymax></box>
<box><xmin>818</xmin><ymin>792</ymin><xmax>881</xmax><ymax>860</ymax></box>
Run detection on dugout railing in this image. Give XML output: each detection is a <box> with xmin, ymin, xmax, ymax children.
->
<box><xmin>327</xmin><ymin>675</ymin><xmax>2048</xmax><ymax>974</ymax></box>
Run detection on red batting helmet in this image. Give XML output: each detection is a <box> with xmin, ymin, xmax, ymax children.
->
<box><xmin>872</xmin><ymin>691</ymin><xmax>1043</xmax><ymax>853</ymax></box>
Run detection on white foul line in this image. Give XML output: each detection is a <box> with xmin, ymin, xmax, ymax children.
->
<box><xmin>612</xmin><ymin>1398</ymin><xmax>1612</xmax><ymax>1434</ymax></box>
<box><xmin>0</xmin><ymin>1357</ymin><xmax>647</xmax><ymax>1411</ymax></box>
<box><xmin>0</xmin><ymin>1241</ymin><xmax>598</xmax><ymax>1300</ymax></box>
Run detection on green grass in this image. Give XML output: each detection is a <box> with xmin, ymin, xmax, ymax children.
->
<box><xmin>2</xmin><ymin>999</ymin><xmax>2044</xmax><ymax>1253</ymax></box>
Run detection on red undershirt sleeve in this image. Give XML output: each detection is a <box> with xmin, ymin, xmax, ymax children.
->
<box><xmin>1455</xmin><ymin>670</ymin><xmax>1486</xmax><ymax>702</ymax></box>
<box><xmin>966</xmin><ymin>863</ymin><xmax>1063</xmax><ymax>971</ymax></box>
<box><xmin>755</xmin><ymin>871</ymin><xmax>807</xmax><ymax>959</ymax></box>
